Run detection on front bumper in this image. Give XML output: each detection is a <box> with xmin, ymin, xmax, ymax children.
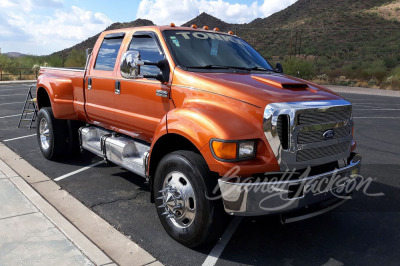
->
<box><xmin>218</xmin><ymin>153</ymin><xmax>362</xmax><ymax>216</ymax></box>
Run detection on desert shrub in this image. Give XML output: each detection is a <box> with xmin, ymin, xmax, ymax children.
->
<box><xmin>64</xmin><ymin>49</ymin><xmax>86</xmax><ymax>67</ymax></box>
<box><xmin>282</xmin><ymin>57</ymin><xmax>316</xmax><ymax>80</ymax></box>
<box><xmin>384</xmin><ymin>57</ymin><xmax>397</xmax><ymax>68</ymax></box>
<box><xmin>382</xmin><ymin>67</ymin><xmax>400</xmax><ymax>90</ymax></box>
<box><xmin>362</xmin><ymin>59</ymin><xmax>387</xmax><ymax>82</ymax></box>
<box><xmin>326</xmin><ymin>68</ymin><xmax>343</xmax><ymax>81</ymax></box>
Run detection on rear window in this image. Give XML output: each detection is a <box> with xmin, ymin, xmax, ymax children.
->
<box><xmin>94</xmin><ymin>37</ymin><xmax>124</xmax><ymax>71</ymax></box>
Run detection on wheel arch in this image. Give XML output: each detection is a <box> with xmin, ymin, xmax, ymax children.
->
<box><xmin>36</xmin><ymin>86</ymin><xmax>52</xmax><ymax>110</ymax></box>
<box><xmin>148</xmin><ymin>133</ymin><xmax>208</xmax><ymax>202</ymax></box>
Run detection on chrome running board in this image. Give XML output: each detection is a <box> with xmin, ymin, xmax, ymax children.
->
<box><xmin>79</xmin><ymin>126</ymin><xmax>149</xmax><ymax>178</ymax></box>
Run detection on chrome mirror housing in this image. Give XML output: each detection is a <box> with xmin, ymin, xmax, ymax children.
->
<box><xmin>120</xmin><ymin>51</ymin><xmax>144</xmax><ymax>79</ymax></box>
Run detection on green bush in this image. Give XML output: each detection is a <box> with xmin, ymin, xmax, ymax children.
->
<box><xmin>282</xmin><ymin>58</ymin><xmax>316</xmax><ymax>80</ymax></box>
<box><xmin>64</xmin><ymin>49</ymin><xmax>86</xmax><ymax>67</ymax></box>
<box><xmin>384</xmin><ymin>57</ymin><xmax>397</xmax><ymax>68</ymax></box>
<box><xmin>383</xmin><ymin>67</ymin><xmax>400</xmax><ymax>90</ymax></box>
<box><xmin>362</xmin><ymin>59</ymin><xmax>387</xmax><ymax>82</ymax></box>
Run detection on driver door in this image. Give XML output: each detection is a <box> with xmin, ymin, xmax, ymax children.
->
<box><xmin>115</xmin><ymin>32</ymin><xmax>171</xmax><ymax>143</ymax></box>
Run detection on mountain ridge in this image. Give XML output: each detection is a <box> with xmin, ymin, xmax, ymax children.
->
<box><xmin>54</xmin><ymin>0</ymin><xmax>400</xmax><ymax>61</ymax></box>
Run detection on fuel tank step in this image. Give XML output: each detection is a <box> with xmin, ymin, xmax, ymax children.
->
<box><xmin>79</xmin><ymin>126</ymin><xmax>150</xmax><ymax>177</ymax></box>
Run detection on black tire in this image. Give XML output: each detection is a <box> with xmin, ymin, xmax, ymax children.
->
<box><xmin>36</xmin><ymin>107</ymin><xmax>68</xmax><ymax>160</ymax></box>
<box><xmin>66</xmin><ymin>120</ymin><xmax>83</xmax><ymax>156</ymax></box>
<box><xmin>154</xmin><ymin>150</ymin><xmax>227</xmax><ymax>247</ymax></box>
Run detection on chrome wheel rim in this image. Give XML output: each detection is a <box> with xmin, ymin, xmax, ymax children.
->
<box><xmin>39</xmin><ymin>118</ymin><xmax>50</xmax><ymax>150</ymax></box>
<box><xmin>158</xmin><ymin>171</ymin><xmax>196</xmax><ymax>229</ymax></box>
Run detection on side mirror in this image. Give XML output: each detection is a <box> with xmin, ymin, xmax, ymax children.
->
<box><xmin>120</xmin><ymin>51</ymin><xmax>142</xmax><ymax>79</ymax></box>
<box><xmin>120</xmin><ymin>51</ymin><xmax>170</xmax><ymax>82</ymax></box>
<box><xmin>276</xmin><ymin>63</ymin><xmax>284</xmax><ymax>73</ymax></box>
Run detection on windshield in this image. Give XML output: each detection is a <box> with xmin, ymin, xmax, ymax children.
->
<box><xmin>163</xmin><ymin>30</ymin><xmax>274</xmax><ymax>72</ymax></box>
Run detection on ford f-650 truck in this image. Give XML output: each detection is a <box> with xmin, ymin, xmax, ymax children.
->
<box><xmin>36</xmin><ymin>24</ymin><xmax>362</xmax><ymax>247</ymax></box>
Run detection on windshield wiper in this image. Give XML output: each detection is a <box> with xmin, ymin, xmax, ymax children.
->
<box><xmin>185</xmin><ymin>65</ymin><xmax>278</xmax><ymax>73</ymax></box>
<box><xmin>248</xmin><ymin>66</ymin><xmax>276</xmax><ymax>72</ymax></box>
<box><xmin>186</xmin><ymin>65</ymin><xmax>230</xmax><ymax>69</ymax></box>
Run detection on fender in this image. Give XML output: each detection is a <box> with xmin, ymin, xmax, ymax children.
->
<box><xmin>37</xmin><ymin>72</ymin><xmax>80</xmax><ymax>120</ymax></box>
<box><xmin>150</xmin><ymin>98</ymin><xmax>280</xmax><ymax>176</ymax></box>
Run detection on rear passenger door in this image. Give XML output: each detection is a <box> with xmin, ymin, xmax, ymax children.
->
<box><xmin>86</xmin><ymin>33</ymin><xmax>125</xmax><ymax>126</ymax></box>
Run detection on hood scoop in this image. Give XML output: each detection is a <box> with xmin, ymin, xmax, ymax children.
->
<box><xmin>251</xmin><ymin>75</ymin><xmax>316</xmax><ymax>92</ymax></box>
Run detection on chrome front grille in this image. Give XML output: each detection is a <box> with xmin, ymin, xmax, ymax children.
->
<box><xmin>298</xmin><ymin>125</ymin><xmax>351</xmax><ymax>144</ymax></box>
<box><xmin>296</xmin><ymin>141</ymin><xmax>350</xmax><ymax>162</ymax></box>
<box><xmin>298</xmin><ymin>110</ymin><xmax>351</xmax><ymax>125</ymax></box>
<box><xmin>264</xmin><ymin>100</ymin><xmax>353</xmax><ymax>170</ymax></box>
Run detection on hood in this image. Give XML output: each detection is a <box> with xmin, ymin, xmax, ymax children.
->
<box><xmin>173</xmin><ymin>69</ymin><xmax>343</xmax><ymax>108</ymax></box>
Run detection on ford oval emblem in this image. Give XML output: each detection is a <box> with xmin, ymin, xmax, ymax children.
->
<box><xmin>323</xmin><ymin>129</ymin><xmax>335</xmax><ymax>140</ymax></box>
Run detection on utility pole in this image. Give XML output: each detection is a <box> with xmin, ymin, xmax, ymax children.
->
<box><xmin>289</xmin><ymin>32</ymin><xmax>293</xmax><ymax>59</ymax></box>
<box><xmin>299</xmin><ymin>33</ymin><xmax>302</xmax><ymax>56</ymax></box>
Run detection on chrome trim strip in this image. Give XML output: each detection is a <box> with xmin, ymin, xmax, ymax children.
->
<box><xmin>220</xmin><ymin>153</ymin><xmax>361</xmax><ymax>186</ymax></box>
<box><xmin>40</xmin><ymin>67</ymin><xmax>84</xmax><ymax>72</ymax></box>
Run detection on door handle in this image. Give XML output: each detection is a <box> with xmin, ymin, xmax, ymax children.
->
<box><xmin>88</xmin><ymin>77</ymin><xmax>92</xmax><ymax>90</ymax></box>
<box><xmin>156</xmin><ymin>90</ymin><xmax>168</xmax><ymax>98</ymax></box>
<box><xmin>115</xmin><ymin>81</ymin><xmax>121</xmax><ymax>95</ymax></box>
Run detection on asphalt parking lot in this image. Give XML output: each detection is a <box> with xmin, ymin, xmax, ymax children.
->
<box><xmin>1</xmin><ymin>82</ymin><xmax>399</xmax><ymax>266</ymax></box>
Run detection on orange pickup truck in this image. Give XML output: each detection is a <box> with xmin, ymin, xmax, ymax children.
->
<box><xmin>36</xmin><ymin>24</ymin><xmax>361</xmax><ymax>247</ymax></box>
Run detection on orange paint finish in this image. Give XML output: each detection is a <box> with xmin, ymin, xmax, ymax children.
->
<box><xmin>37</xmin><ymin>68</ymin><xmax>82</xmax><ymax>120</ymax></box>
<box><xmin>39</xmin><ymin>25</ymin><xmax>355</xmax><ymax>178</ymax></box>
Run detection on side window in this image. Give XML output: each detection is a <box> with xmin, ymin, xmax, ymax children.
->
<box><xmin>129</xmin><ymin>35</ymin><xmax>164</xmax><ymax>75</ymax></box>
<box><xmin>94</xmin><ymin>37</ymin><xmax>124</xmax><ymax>71</ymax></box>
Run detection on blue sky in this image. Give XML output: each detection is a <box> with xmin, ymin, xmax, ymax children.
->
<box><xmin>0</xmin><ymin>0</ymin><xmax>298</xmax><ymax>55</ymax></box>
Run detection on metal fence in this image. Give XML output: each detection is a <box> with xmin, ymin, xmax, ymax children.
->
<box><xmin>0</xmin><ymin>68</ymin><xmax>38</xmax><ymax>81</ymax></box>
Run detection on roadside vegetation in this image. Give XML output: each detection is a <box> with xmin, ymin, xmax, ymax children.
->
<box><xmin>0</xmin><ymin>50</ymin><xmax>85</xmax><ymax>80</ymax></box>
<box><xmin>267</xmin><ymin>56</ymin><xmax>400</xmax><ymax>91</ymax></box>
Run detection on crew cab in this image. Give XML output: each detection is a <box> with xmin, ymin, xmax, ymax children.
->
<box><xmin>36</xmin><ymin>24</ymin><xmax>362</xmax><ymax>247</ymax></box>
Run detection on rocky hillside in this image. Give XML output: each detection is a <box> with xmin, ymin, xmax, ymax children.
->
<box><xmin>3</xmin><ymin>52</ymin><xmax>27</xmax><ymax>58</ymax></box>
<box><xmin>53</xmin><ymin>0</ymin><xmax>400</xmax><ymax>85</ymax></box>
<box><xmin>181</xmin><ymin>12</ymin><xmax>239</xmax><ymax>32</ymax></box>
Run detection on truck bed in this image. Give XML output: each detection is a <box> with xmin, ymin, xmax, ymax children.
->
<box><xmin>37</xmin><ymin>67</ymin><xmax>86</xmax><ymax>120</ymax></box>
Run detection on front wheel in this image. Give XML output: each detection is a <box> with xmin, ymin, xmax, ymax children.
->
<box><xmin>154</xmin><ymin>150</ymin><xmax>226</xmax><ymax>247</ymax></box>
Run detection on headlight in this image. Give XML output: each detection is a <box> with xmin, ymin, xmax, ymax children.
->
<box><xmin>239</xmin><ymin>141</ymin><xmax>255</xmax><ymax>158</ymax></box>
<box><xmin>211</xmin><ymin>139</ymin><xmax>256</xmax><ymax>161</ymax></box>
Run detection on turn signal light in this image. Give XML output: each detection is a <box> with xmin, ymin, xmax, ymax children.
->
<box><xmin>170</xmin><ymin>23</ymin><xmax>176</xmax><ymax>27</ymax></box>
<box><xmin>212</xmin><ymin>141</ymin><xmax>237</xmax><ymax>160</ymax></box>
<box><xmin>203</xmin><ymin>26</ymin><xmax>209</xmax><ymax>30</ymax></box>
<box><xmin>191</xmin><ymin>24</ymin><xmax>197</xmax><ymax>29</ymax></box>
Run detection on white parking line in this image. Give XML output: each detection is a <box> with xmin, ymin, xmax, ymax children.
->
<box><xmin>0</xmin><ymin>88</ymin><xmax>32</xmax><ymax>91</ymax></box>
<box><xmin>0</xmin><ymin>114</ymin><xmax>20</xmax><ymax>119</ymax></box>
<box><xmin>202</xmin><ymin>217</ymin><xmax>243</xmax><ymax>266</ymax></box>
<box><xmin>3</xmin><ymin>134</ymin><xmax>37</xmax><ymax>142</ymax></box>
<box><xmin>0</xmin><ymin>94</ymin><xmax>28</xmax><ymax>97</ymax></box>
<box><xmin>354</xmin><ymin>109</ymin><xmax>400</xmax><ymax>111</ymax></box>
<box><xmin>354</xmin><ymin>117</ymin><xmax>400</xmax><ymax>119</ymax></box>
<box><xmin>0</xmin><ymin>101</ymin><xmax>24</xmax><ymax>106</ymax></box>
<box><xmin>54</xmin><ymin>161</ymin><xmax>105</xmax><ymax>182</ymax></box>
